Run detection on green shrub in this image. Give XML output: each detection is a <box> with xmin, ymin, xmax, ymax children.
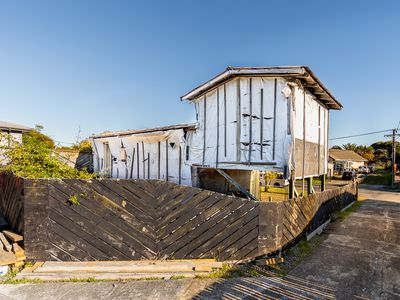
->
<box><xmin>0</xmin><ymin>131</ymin><xmax>95</xmax><ymax>179</ymax></box>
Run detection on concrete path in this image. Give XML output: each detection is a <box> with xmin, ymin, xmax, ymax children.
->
<box><xmin>0</xmin><ymin>185</ymin><xmax>398</xmax><ymax>299</ymax></box>
<box><xmin>284</xmin><ymin>185</ymin><xmax>400</xmax><ymax>299</ymax></box>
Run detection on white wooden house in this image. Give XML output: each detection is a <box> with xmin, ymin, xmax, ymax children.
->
<box><xmin>91</xmin><ymin>66</ymin><xmax>342</xmax><ymax>199</ymax></box>
<box><xmin>182</xmin><ymin>66</ymin><xmax>342</xmax><ymax>197</ymax></box>
<box><xmin>329</xmin><ymin>149</ymin><xmax>367</xmax><ymax>172</ymax></box>
<box><xmin>91</xmin><ymin>124</ymin><xmax>196</xmax><ymax>185</ymax></box>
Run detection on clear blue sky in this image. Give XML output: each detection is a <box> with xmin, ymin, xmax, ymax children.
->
<box><xmin>0</xmin><ymin>0</ymin><xmax>399</xmax><ymax>147</ymax></box>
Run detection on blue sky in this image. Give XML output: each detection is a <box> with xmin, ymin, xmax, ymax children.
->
<box><xmin>0</xmin><ymin>0</ymin><xmax>399</xmax><ymax>147</ymax></box>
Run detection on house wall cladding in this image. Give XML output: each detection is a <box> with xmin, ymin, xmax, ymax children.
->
<box><xmin>0</xmin><ymin>173</ymin><xmax>357</xmax><ymax>262</ymax></box>
<box><xmin>187</xmin><ymin>77</ymin><xmax>330</xmax><ymax>178</ymax></box>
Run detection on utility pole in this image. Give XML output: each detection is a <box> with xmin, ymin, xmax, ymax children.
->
<box><xmin>385</xmin><ymin>129</ymin><xmax>399</xmax><ymax>188</ymax></box>
<box><xmin>75</xmin><ymin>125</ymin><xmax>82</xmax><ymax>145</ymax></box>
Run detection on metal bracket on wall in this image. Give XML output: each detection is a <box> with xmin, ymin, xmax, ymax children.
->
<box><xmin>216</xmin><ymin>169</ymin><xmax>258</xmax><ymax>201</ymax></box>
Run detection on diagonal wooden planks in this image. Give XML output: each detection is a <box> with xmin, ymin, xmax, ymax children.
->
<box><xmin>21</xmin><ymin>178</ymin><xmax>259</xmax><ymax>261</ymax></box>
<box><xmin>0</xmin><ymin>173</ymin><xmax>24</xmax><ymax>233</ymax></box>
<box><xmin>1</xmin><ymin>172</ymin><xmax>357</xmax><ymax>262</ymax></box>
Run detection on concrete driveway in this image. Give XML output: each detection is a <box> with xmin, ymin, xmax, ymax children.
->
<box><xmin>0</xmin><ymin>185</ymin><xmax>399</xmax><ymax>299</ymax></box>
<box><xmin>284</xmin><ymin>185</ymin><xmax>400</xmax><ymax>299</ymax></box>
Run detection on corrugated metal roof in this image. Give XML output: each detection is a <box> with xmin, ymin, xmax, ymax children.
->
<box><xmin>91</xmin><ymin>123</ymin><xmax>197</xmax><ymax>139</ymax></box>
<box><xmin>0</xmin><ymin>120</ymin><xmax>31</xmax><ymax>132</ymax></box>
<box><xmin>329</xmin><ymin>149</ymin><xmax>367</xmax><ymax>162</ymax></box>
<box><xmin>181</xmin><ymin>66</ymin><xmax>342</xmax><ymax>110</ymax></box>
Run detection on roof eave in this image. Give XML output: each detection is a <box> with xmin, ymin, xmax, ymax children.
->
<box><xmin>181</xmin><ymin>66</ymin><xmax>305</xmax><ymax>101</ymax></box>
<box><xmin>181</xmin><ymin>66</ymin><xmax>342</xmax><ymax>110</ymax></box>
<box><xmin>91</xmin><ymin>123</ymin><xmax>198</xmax><ymax>139</ymax></box>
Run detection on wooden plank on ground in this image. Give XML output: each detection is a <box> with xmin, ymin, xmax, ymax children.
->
<box><xmin>34</xmin><ymin>260</ymin><xmax>223</xmax><ymax>274</ymax></box>
<box><xmin>2</xmin><ymin>230</ymin><xmax>23</xmax><ymax>242</ymax></box>
<box><xmin>15</xmin><ymin>271</ymin><xmax>211</xmax><ymax>281</ymax></box>
<box><xmin>0</xmin><ymin>232</ymin><xmax>12</xmax><ymax>251</ymax></box>
<box><xmin>12</xmin><ymin>243</ymin><xmax>24</xmax><ymax>257</ymax></box>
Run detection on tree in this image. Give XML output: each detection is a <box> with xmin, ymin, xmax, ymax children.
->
<box><xmin>341</xmin><ymin>143</ymin><xmax>358</xmax><ymax>151</ymax></box>
<box><xmin>356</xmin><ymin>145</ymin><xmax>375</xmax><ymax>162</ymax></box>
<box><xmin>331</xmin><ymin>145</ymin><xmax>342</xmax><ymax>150</ymax></box>
<box><xmin>0</xmin><ymin>131</ymin><xmax>94</xmax><ymax>179</ymax></box>
<box><xmin>371</xmin><ymin>141</ymin><xmax>400</xmax><ymax>164</ymax></box>
<box><xmin>25</xmin><ymin>130</ymin><xmax>55</xmax><ymax>149</ymax></box>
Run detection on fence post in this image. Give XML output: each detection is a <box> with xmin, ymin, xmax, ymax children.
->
<box><xmin>258</xmin><ymin>202</ymin><xmax>283</xmax><ymax>256</ymax></box>
<box><xmin>23</xmin><ymin>179</ymin><xmax>50</xmax><ymax>261</ymax></box>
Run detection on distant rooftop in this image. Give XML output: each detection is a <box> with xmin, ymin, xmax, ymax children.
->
<box><xmin>0</xmin><ymin>120</ymin><xmax>31</xmax><ymax>132</ymax></box>
<box><xmin>329</xmin><ymin>149</ymin><xmax>367</xmax><ymax>162</ymax></box>
<box><xmin>91</xmin><ymin>123</ymin><xmax>197</xmax><ymax>139</ymax></box>
<box><xmin>181</xmin><ymin>66</ymin><xmax>342</xmax><ymax>110</ymax></box>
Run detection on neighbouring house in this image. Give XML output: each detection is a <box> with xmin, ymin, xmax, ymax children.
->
<box><xmin>329</xmin><ymin>149</ymin><xmax>367</xmax><ymax>172</ymax></box>
<box><xmin>0</xmin><ymin>120</ymin><xmax>31</xmax><ymax>144</ymax></box>
<box><xmin>0</xmin><ymin>120</ymin><xmax>31</xmax><ymax>164</ymax></box>
<box><xmin>91</xmin><ymin>66</ymin><xmax>342</xmax><ymax>199</ymax></box>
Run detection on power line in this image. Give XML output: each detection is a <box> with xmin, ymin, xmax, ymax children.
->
<box><xmin>329</xmin><ymin>129</ymin><xmax>392</xmax><ymax>141</ymax></box>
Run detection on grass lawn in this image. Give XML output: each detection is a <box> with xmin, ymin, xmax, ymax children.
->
<box><xmin>260</xmin><ymin>187</ymin><xmax>289</xmax><ymax>201</ymax></box>
<box><xmin>362</xmin><ymin>171</ymin><xmax>392</xmax><ymax>186</ymax></box>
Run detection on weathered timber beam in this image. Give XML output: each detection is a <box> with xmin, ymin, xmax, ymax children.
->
<box><xmin>216</xmin><ymin>169</ymin><xmax>258</xmax><ymax>201</ymax></box>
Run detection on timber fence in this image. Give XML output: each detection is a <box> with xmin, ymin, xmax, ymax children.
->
<box><xmin>0</xmin><ymin>173</ymin><xmax>357</xmax><ymax>262</ymax></box>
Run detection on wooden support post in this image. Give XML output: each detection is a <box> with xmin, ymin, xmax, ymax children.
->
<box><xmin>302</xmin><ymin>89</ymin><xmax>306</xmax><ymax>196</ymax></box>
<box><xmin>248</xmin><ymin>78</ymin><xmax>253</xmax><ymax>165</ymax></box>
<box><xmin>306</xmin><ymin>177</ymin><xmax>312</xmax><ymax>195</ymax></box>
<box><xmin>191</xmin><ymin>166</ymin><xmax>199</xmax><ymax>187</ymax></box>
<box><xmin>142</xmin><ymin>142</ymin><xmax>145</xmax><ymax>179</ymax></box>
<box><xmin>178</xmin><ymin>146</ymin><xmax>182</xmax><ymax>185</ymax></box>
<box><xmin>289</xmin><ymin>176</ymin><xmax>295</xmax><ymax>199</ymax></box>
<box><xmin>136</xmin><ymin>143</ymin><xmax>139</xmax><ymax>179</ymax></box>
<box><xmin>320</xmin><ymin>174</ymin><xmax>326</xmax><ymax>192</ymax></box>
<box><xmin>202</xmin><ymin>95</ymin><xmax>207</xmax><ymax>166</ymax></box>
<box><xmin>224</xmin><ymin>84</ymin><xmax>227</xmax><ymax>157</ymax></box>
<box><xmin>165</xmin><ymin>140</ymin><xmax>169</xmax><ymax>181</ymax></box>
<box><xmin>236</xmin><ymin>79</ymin><xmax>241</xmax><ymax>161</ymax></box>
<box><xmin>318</xmin><ymin>106</ymin><xmax>321</xmax><ymax>175</ymax></box>
<box><xmin>272</xmin><ymin>79</ymin><xmax>277</xmax><ymax>160</ymax></box>
<box><xmin>260</xmin><ymin>88</ymin><xmax>264</xmax><ymax>160</ymax></box>
<box><xmin>157</xmin><ymin>141</ymin><xmax>161</xmax><ymax>179</ymax></box>
<box><xmin>130</xmin><ymin>148</ymin><xmax>135</xmax><ymax>179</ymax></box>
<box><xmin>250</xmin><ymin>170</ymin><xmax>260</xmax><ymax>200</ymax></box>
<box><xmin>216</xmin><ymin>88</ymin><xmax>220</xmax><ymax>168</ymax></box>
<box><xmin>147</xmin><ymin>153</ymin><xmax>150</xmax><ymax>179</ymax></box>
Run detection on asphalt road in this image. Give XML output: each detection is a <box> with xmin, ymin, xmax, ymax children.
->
<box><xmin>0</xmin><ymin>185</ymin><xmax>398</xmax><ymax>299</ymax></box>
